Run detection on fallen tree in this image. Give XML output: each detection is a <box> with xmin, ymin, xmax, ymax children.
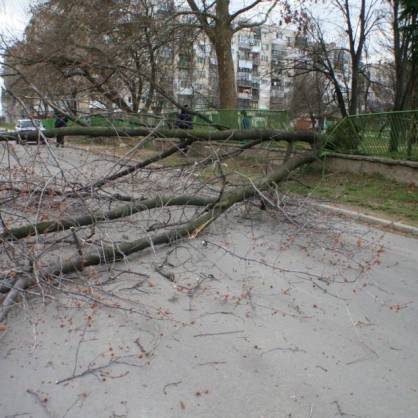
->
<box><xmin>0</xmin><ymin>126</ymin><xmax>322</xmax><ymax>321</ymax></box>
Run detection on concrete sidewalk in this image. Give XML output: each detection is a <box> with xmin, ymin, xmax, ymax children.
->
<box><xmin>315</xmin><ymin>202</ymin><xmax>418</xmax><ymax>237</ymax></box>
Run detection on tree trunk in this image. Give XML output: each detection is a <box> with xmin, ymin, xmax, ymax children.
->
<box><xmin>0</xmin><ymin>148</ymin><xmax>317</xmax><ymax>321</ymax></box>
<box><xmin>0</xmin><ymin>124</ymin><xmax>320</xmax><ymax>320</ymax></box>
<box><xmin>213</xmin><ymin>32</ymin><xmax>237</xmax><ymax>109</ymax></box>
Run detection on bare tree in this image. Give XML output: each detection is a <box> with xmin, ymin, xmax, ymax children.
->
<box><xmin>0</xmin><ymin>124</ymin><xmax>322</xmax><ymax>320</ymax></box>
<box><xmin>183</xmin><ymin>0</ymin><xmax>285</xmax><ymax>108</ymax></box>
<box><xmin>1</xmin><ymin>0</ymin><xmax>179</xmax><ymax>119</ymax></box>
<box><xmin>387</xmin><ymin>0</ymin><xmax>418</xmax><ymax>111</ymax></box>
<box><xmin>295</xmin><ymin>0</ymin><xmax>384</xmax><ymax>118</ymax></box>
<box><xmin>289</xmin><ymin>69</ymin><xmax>337</xmax><ymax>128</ymax></box>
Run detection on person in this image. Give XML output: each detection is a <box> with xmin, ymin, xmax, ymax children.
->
<box><xmin>175</xmin><ymin>105</ymin><xmax>193</xmax><ymax>154</ymax></box>
<box><xmin>55</xmin><ymin>114</ymin><xmax>68</xmax><ymax>148</ymax></box>
<box><xmin>241</xmin><ymin>110</ymin><xmax>250</xmax><ymax>129</ymax></box>
<box><xmin>175</xmin><ymin>105</ymin><xmax>193</xmax><ymax>130</ymax></box>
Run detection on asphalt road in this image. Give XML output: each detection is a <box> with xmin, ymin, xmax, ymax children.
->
<box><xmin>1</xmin><ymin>141</ymin><xmax>417</xmax><ymax>417</ymax></box>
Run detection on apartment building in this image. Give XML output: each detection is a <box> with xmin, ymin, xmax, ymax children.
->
<box><xmin>172</xmin><ymin>24</ymin><xmax>298</xmax><ymax>111</ymax></box>
<box><xmin>1</xmin><ymin>13</ymin><xmax>301</xmax><ymax>121</ymax></box>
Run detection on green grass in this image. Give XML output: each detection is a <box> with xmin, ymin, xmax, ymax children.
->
<box><xmin>284</xmin><ymin>168</ymin><xmax>418</xmax><ymax>226</ymax></box>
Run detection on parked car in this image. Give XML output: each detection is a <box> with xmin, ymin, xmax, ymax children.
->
<box><xmin>15</xmin><ymin>119</ymin><xmax>46</xmax><ymax>144</ymax></box>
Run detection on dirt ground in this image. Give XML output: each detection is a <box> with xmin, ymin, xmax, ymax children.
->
<box><xmin>1</xmin><ymin>205</ymin><xmax>417</xmax><ymax>418</ymax></box>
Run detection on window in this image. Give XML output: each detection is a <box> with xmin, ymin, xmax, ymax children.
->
<box><xmin>261</xmin><ymin>55</ymin><xmax>269</xmax><ymax>62</ymax></box>
<box><xmin>178</xmin><ymin>70</ymin><xmax>189</xmax><ymax>80</ymax></box>
<box><xmin>180</xmin><ymin>80</ymin><xmax>192</xmax><ymax>88</ymax></box>
<box><xmin>239</xmin><ymin>34</ymin><xmax>253</xmax><ymax>44</ymax></box>
<box><xmin>160</xmin><ymin>48</ymin><xmax>172</xmax><ymax>58</ymax></box>
<box><xmin>272</xmin><ymin>80</ymin><xmax>283</xmax><ymax>87</ymax></box>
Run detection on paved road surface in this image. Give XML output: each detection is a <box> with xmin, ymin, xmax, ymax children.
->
<box><xmin>1</xmin><ymin>142</ymin><xmax>417</xmax><ymax>417</ymax></box>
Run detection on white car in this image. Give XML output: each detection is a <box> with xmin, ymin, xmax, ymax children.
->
<box><xmin>15</xmin><ymin>119</ymin><xmax>46</xmax><ymax>144</ymax></box>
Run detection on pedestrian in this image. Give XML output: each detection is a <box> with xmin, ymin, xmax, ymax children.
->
<box><xmin>175</xmin><ymin>105</ymin><xmax>193</xmax><ymax>130</ymax></box>
<box><xmin>241</xmin><ymin>110</ymin><xmax>250</xmax><ymax>129</ymax></box>
<box><xmin>175</xmin><ymin>105</ymin><xmax>193</xmax><ymax>154</ymax></box>
<box><xmin>55</xmin><ymin>114</ymin><xmax>68</xmax><ymax>148</ymax></box>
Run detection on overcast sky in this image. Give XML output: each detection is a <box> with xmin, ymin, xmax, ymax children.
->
<box><xmin>0</xmin><ymin>0</ymin><xmax>34</xmax><ymax>37</ymax></box>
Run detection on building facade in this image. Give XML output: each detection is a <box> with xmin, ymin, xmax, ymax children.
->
<box><xmin>170</xmin><ymin>24</ymin><xmax>298</xmax><ymax>111</ymax></box>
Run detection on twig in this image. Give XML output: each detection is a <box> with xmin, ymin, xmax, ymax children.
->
<box><xmin>153</xmin><ymin>264</ymin><xmax>175</xmax><ymax>282</ymax></box>
<box><xmin>200</xmin><ymin>311</ymin><xmax>245</xmax><ymax>321</ymax></box>
<box><xmin>72</xmin><ymin>318</ymin><xmax>91</xmax><ymax>376</ymax></box>
<box><xmin>0</xmin><ymin>276</ymin><xmax>35</xmax><ymax>322</ymax></box>
<box><xmin>332</xmin><ymin>400</ymin><xmax>344</xmax><ymax>416</ymax></box>
<box><xmin>261</xmin><ymin>346</ymin><xmax>306</xmax><ymax>356</ymax></box>
<box><xmin>55</xmin><ymin>362</ymin><xmax>112</xmax><ymax>385</ymax></box>
<box><xmin>195</xmin><ymin>361</ymin><xmax>227</xmax><ymax>367</ymax></box>
<box><xmin>331</xmin><ymin>400</ymin><xmax>366</xmax><ymax>417</ymax></box>
<box><xmin>312</xmin><ymin>280</ymin><xmax>347</xmax><ymax>299</ymax></box>
<box><xmin>193</xmin><ymin>330</ymin><xmax>245</xmax><ymax>337</ymax></box>
<box><xmin>26</xmin><ymin>389</ymin><xmax>55</xmax><ymax>417</ymax></box>
<box><xmin>70</xmin><ymin>226</ymin><xmax>83</xmax><ymax>255</ymax></box>
<box><xmin>55</xmin><ymin>355</ymin><xmax>136</xmax><ymax>385</ymax></box>
<box><xmin>163</xmin><ymin>381</ymin><xmax>182</xmax><ymax>395</ymax></box>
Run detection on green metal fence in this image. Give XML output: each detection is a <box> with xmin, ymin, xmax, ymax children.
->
<box><xmin>43</xmin><ymin>109</ymin><xmax>291</xmax><ymax>132</ymax></box>
<box><xmin>42</xmin><ymin>113</ymin><xmax>165</xmax><ymax>130</ymax></box>
<box><xmin>165</xmin><ymin>109</ymin><xmax>291</xmax><ymax>131</ymax></box>
<box><xmin>42</xmin><ymin>109</ymin><xmax>418</xmax><ymax>160</ymax></box>
<box><xmin>325</xmin><ymin>110</ymin><xmax>418</xmax><ymax>160</ymax></box>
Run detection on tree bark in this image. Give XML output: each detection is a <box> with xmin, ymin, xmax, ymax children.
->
<box><xmin>1</xmin><ymin>127</ymin><xmax>320</xmax><ymax>144</ymax></box>
<box><xmin>0</xmin><ymin>195</ymin><xmax>217</xmax><ymax>242</ymax></box>
<box><xmin>0</xmin><ymin>148</ymin><xmax>318</xmax><ymax>321</ymax></box>
<box><xmin>47</xmin><ymin>149</ymin><xmax>318</xmax><ymax>277</ymax></box>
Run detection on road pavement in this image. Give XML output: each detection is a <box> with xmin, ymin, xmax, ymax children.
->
<box><xmin>1</xmin><ymin>209</ymin><xmax>417</xmax><ymax>417</ymax></box>
<box><xmin>1</xmin><ymin>141</ymin><xmax>417</xmax><ymax>417</ymax></box>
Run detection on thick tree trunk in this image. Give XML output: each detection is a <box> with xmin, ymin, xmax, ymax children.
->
<box><xmin>0</xmin><ymin>148</ymin><xmax>318</xmax><ymax>321</ymax></box>
<box><xmin>214</xmin><ymin>33</ymin><xmax>237</xmax><ymax>109</ymax></box>
<box><xmin>49</xmin><ymin>150</ymin><xmax>317</xmax><ymax>277</ymax></box>
<box><xmin>1</xmin><ymin>127</ymin><xmax>320</xmax><ymax>144</ymax></box>
<box><xmin>1</xmin><ymin>195</ymin><xmax>217</xmax><ymax>242</ymax></box>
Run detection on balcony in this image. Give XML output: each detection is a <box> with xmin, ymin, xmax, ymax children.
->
<box><xmin>238</xmin><ymin>92</ymin><xmax>251</xmax><ymax>99</ymax></box>
<box><xmin>237</xmin><ymin>78</ymin><xmax>252</xmax><ymax>87</ymax></box>
<box><xmin>238</xmin><ymin>60</ymin><xmax>253</xmax><ymax>70</ymax></box>
<box><xmin>239</xmin><ymin>41</ymin><xmax>253</xmax><ymax>50</ymax></box>
<box><xmin>271</xmin><ymin>51</ymin><xmax>285</xmax><ymax>60</ymax></box>
<box><xmin>270</xmin><ymin>97</ymin><xmax>284</xmax><ymax>106</ymax></box>
<box><xmin>178</xmin><ymin>60</ymin><xmax>193</xmax><ymax>69</ymax></box>
<box><xmin>237</xmin><ymin>98</ymin><xmax>251</xmax><ymax>108</ymax></box>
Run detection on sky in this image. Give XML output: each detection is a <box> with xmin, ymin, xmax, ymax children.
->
<box><xmin>0</xmin><ymin>0</ymin><xmax>34</xmax><ymax>115</ymax></box>
<box><xmin>0</xmin><ymin>0</ymin><xmax>33</xmax><ymax>38</ymax></box>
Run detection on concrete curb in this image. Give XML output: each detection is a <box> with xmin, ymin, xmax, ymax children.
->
<box><xmin>315</xmin><ymin>203</ymin><xmax>418</xmax><ymax>237</ymax></box>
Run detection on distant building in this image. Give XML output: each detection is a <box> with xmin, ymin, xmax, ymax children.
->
<box><xmin>167</xmin><ymin>24</ymin><xmax>298</xmax><ymax>111</ymax></box>
<box><xmin>2</xmin><ymin>4</ymin><xmax>385</xmax><ymax>122</ymax></box>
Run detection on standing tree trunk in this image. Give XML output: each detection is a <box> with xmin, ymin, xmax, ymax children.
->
<box><xmin>186</xmin><ymin>0</ymin><xmax>280</xmax><ymax>109</ymax></box>
<box><xmin>213</xmin><ymin>30</ymin><xmax>237</xmax><ymax>109</ymax></box>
